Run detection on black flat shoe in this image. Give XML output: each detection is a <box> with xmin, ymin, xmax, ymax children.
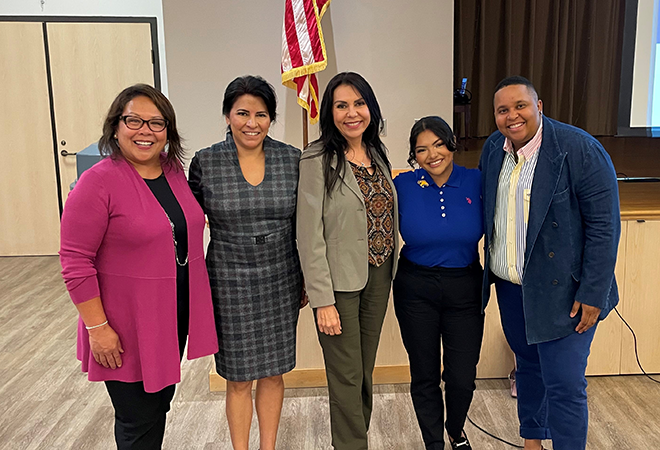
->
<box><xmin>449</xmin><ymin>433</ymin><xmax>472</xmax><ymax>449</ymax></box>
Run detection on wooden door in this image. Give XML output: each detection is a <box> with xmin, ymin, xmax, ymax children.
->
<box><xmin>47</xmin><ymin>22</ymin><xmax>154</xmax><ymax>205</ymax></box>
<box><xmin>0</xmin><ymin>22</ymin><xmax>61</xmax><ymax>256</ymax></box>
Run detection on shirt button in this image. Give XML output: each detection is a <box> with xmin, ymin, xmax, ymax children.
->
<box><xmin>552</xmin><ymin>279</ymin><xmax>559</xmax><ymax>285</ymax></box>
<box><xmin>548</xmin><ymin>252</ymin><xmax>555</xmax><ymax>258</ymax></box>
<box><xmin>440</xmin><ymin>191</ymin><xmax>443</xmax><ymax>195</ymax></box>
<box><xmin>441</xmin><ymin>206</ymin><xmax>445</xmax><ymax>210</ymax></box>
<box><xmin>552</xmin><ymin>222</ymin><xmax>559</xmax><ymax>228</ymax></box>
<box><xmin>442</xmin><ymin>213</ymin><xmax>446</xmax><ymax>217</ymax></box>
<box><xmin>440</xmin><ymin>198</ymin><xmax>444</xmax><ymax>202</ymax></box>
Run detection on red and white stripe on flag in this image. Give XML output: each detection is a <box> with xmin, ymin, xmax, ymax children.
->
<box><xmin>281</xmin><ymin>0</ymin><xmax>331</xmax><ymax>124</ymax></box>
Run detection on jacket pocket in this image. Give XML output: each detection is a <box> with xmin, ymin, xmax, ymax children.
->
<box><xmin>571</xmin><ymin>265</ymin><xmax>582</xmax><ymax>282</ymax></box>
<box><xmin>553</xmin><ymin>187</ymin><xmax>570</xmax><ymax>203</ymax></box>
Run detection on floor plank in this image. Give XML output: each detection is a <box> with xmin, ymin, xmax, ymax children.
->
<box><xmin>1</xmin><ymin>256</ymin><xmax>659</xmax><ymax>449</ymax></box>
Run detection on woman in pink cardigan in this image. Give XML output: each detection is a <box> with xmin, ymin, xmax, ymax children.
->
<box><xmin>59</xmin><ymin>84</ymin><xmax>218</xmax><ymax>449</ymax></box>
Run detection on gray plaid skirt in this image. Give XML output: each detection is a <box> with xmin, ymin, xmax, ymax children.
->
<box><xmin>189</xmin><ymin>135</ymin><xmax>303</xmax><ymax>381</ymax></box>
<box><xmin>207</xmin><ymin>225</ymin><xmax>302</xmax><ymax>381</ymax></box>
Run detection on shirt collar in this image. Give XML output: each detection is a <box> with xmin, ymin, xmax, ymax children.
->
<box><xmin>503</xmin><ymin>121</ymin><xmax>543</xmax><ymax>159</ymax></box>
<box><xmin>415</xmin><ymin>164</ymin><xmax>461</xmax><ymax>188</ymax></box>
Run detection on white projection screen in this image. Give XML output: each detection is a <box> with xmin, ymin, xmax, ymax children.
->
<box><xmin>619</xmin><ymin>0</ymin><xmax>660</xmax><ymax>136</ymax></box>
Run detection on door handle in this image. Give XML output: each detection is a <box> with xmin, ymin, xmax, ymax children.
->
<box><xmin>60</xmin><ymin>149</ymin><xmax>78</xmax><ymax>157</ymax></box>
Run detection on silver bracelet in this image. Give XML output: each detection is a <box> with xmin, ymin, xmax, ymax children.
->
<box><xmin>85</xmin><ymin>320</ymin><xmax>108</xmax><ymax>330</ymax></box>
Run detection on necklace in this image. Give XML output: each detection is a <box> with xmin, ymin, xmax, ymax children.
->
<box><xmin>346</xmin><ymin>148</ymin><xmax>372</xmax><ymax>168</ymax></box>
<box><xmin>163</xmin><ymin>211</ymin><xmax>188</xmax><ymax>267</ymax></box>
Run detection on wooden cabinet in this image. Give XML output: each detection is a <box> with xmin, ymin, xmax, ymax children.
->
<box><xmin>619</xmin><ymin>220</ymin><xmax>660</xmax><ymax>374</ymax></box>
<box><xmin>586</xmin><ymin>221</ymin><xmax>627</xmax><ymax>375</ymax></box>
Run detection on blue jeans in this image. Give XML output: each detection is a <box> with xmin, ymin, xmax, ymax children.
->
<box><xmin>495</xmin><ymin>278</ymin><xmax>596</xmax><ymax>450</ymax></box>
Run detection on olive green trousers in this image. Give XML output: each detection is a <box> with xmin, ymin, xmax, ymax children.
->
<box><xmin>317</xmin><ymin>256</ymin><xmax>393</xmax><ymax>450</ymax></box>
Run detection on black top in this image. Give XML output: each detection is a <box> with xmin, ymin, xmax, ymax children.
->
<box><xmin>144</xmin><ymin>172</ymin><xmax>189</xmax><ymax>355</ymax></box>
<box><xmin>144</xmin><ymin>173</ymin><xmax>188</xmax><ymax>264</ymax></box>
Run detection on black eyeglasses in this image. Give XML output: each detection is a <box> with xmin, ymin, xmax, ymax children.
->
<box><xmin>120</xmin><ymin>115</ymin><xmax>168</xmax><ymax>132</ymax></box>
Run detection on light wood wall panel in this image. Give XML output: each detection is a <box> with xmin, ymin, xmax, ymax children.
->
<box><xmin>586</xmin><ymin>221</ymin><xmax>627</xmax><ymax>375</ymax></box>
<box><xmin>620</xmin><ymin>220</ymin><xmax>660</xmax><ymax>374</ymax></box>
<box><xmin>374</xmin><ymin>298</ymin><xmax>409</xmax><ymax>366</ymax></box>
<box><xmin>0</xmin><ymin>22</ymin><xmax>60</xmax><ymax>256</ymax></box>
<box><xmin>475</xmin><ymin>240</ymin><xmax>515</xmax><ymax>378</ymax></box>
<box><xmin>46</xmin><ymin>22</ymin><xmax>154</xmax><ymax>205</ymax></box>
<box><xmin>296</xmin><ymin>307</ymin><xmax>325</xmax><ymax>370</ymax></box>
<box><xmin>477</xmin><ymin>285</ymin><xmax>515</xmax><ymax>378</ymax></box>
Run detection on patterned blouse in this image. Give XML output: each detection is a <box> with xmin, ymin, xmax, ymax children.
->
<box><xmin>349</xmin><ymin>162</ymin><xmax>395</xmax><ymax>267</ymax></box>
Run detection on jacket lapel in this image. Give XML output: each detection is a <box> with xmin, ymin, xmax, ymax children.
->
<box><xmin>524</xmin><ymin>117</ymin><xmax>566</xmax><ymax>266</ymax></box>
<box><xmin>330</xmin><ymin>152</ymin><xmax>365</xmax><ymax>205</ymax></box>
<box><xmin>483</xmin><ymin>136</ymin><xmax>505</xmax><ymax>240</ymax></box>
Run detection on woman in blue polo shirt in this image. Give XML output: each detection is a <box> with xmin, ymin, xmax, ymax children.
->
<box><xmin>393</xmin><ymin>116</ymin><xmax>484</xmax><ymax>450</ymax></box>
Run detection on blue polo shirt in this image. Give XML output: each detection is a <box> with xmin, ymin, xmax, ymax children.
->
<box><xmin>394</xmin><ymin>165</ymin><xmax>483</xmax><ymax>268</ymax></box>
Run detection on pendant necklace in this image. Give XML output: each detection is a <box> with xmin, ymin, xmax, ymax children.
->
<box><xmin>164</xmin><ymin>211</ymin><xmax>188</xmax><ymax>266</ymax></box>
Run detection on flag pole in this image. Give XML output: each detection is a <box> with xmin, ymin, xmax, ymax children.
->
<box><xmin>302</xmin><ymin>107</ymin><xmax>309</xmax><ymax>148</ymax></box>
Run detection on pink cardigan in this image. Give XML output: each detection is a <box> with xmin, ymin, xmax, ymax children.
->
<box><xmin>60</xmin><ymin>155</ymin><xmax>218</xmax><ymax>393</ymax></box>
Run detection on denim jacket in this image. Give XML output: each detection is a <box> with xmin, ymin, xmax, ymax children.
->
<box><xmin>480</xmin><ymin>116</ymin><xmax>620</xmax><ymax>344</ymax></box>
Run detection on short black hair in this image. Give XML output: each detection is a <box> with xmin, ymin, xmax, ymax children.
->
<box><xmin>407</xmin><ymin>116</ymin><xmax>456</xmax><ymax>167</ymax></box>
<box><xmin>222</xmin><ymin>75</ymin><xmax>277</xmax><ymax>122</ymax></box>
<box><xmin>495</xmin><ymin>76</ymin><xmax>539</xmax><ymax>101</ymax></box>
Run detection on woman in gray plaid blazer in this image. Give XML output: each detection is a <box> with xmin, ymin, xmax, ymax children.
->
<box><xmin>189</xmin><ymin>76</ymin><xmax>306</xmax><ymax>450</ymax></box>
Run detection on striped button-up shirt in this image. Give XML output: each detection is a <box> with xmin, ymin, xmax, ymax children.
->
<box><xmin>489</xmin><ymin>123</ymin><xmax>543</xmax><ymax>284</ymax></box>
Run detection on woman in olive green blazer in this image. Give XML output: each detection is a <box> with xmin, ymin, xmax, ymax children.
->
<box><xmin>297</xmin><ymin>72</ymin><xmax>399</xmax><ymax>450</ymax></box>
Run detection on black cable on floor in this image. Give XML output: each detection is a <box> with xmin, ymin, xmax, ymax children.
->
<box><xmin>614</xmin><ymin>306</ymin><xmax>660</xmax><ymax>384</ymax></box>
<box><xmin>466</xmin><ymin>414</ymin><xmax>523</xmax><ymax>448</ymax></box>
<box><xmin>466</xmin><ymin>306</ymin><xmax>660</xmax><ymax>447</ymax></box>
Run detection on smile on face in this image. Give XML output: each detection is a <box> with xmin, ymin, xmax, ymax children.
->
<box><xmin>415</xmin><ymin>129</ymin><xmax>453</xmax><ymax>185</ymax></box>
<box><xmin>332</xmin><ymin>84</ymin><xmax>371</xmax><ymax>146</ymax></box>
<box><xmin>493</xmin><ymin>84</ymin><xmax>543</xmax><ymax>151</ymax></box>
<box><xmin>116</xmin><ymin>96</ymin><xmax>168</xmax><ymax>170</ymax></box>
<box><xmin>225</xmin><ymin>94</ymin><xmax>271</xmax><ymax>152</ymax></box>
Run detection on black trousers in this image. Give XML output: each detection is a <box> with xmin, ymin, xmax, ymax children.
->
<box><xmin>393</xmin><ymin>256</ymin><xmax>484</xmax><ymax>450</ymax></box>
<box><xmin>105</xmin><ymin>381</ymin><xmax>176</xmax><ymax>450</ymax></box>
<box><xmin>104</xmin><ymin>267</ymin><xmax>190</xmax><ymax>450</ymax></box>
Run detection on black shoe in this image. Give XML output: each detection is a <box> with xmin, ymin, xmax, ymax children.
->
<box><xmin>449</xmin><ymin>434</ymin><xmax>472</xmax><ymax>449</ymax></box>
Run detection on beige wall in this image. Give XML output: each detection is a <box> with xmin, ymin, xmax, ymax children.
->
<box><xmin>162</xmin><ymin>0</ymin><xmax>454</xmax><ymax>169</ymax></box>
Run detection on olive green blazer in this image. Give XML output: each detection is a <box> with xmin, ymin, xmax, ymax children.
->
<box><xmin>296</xmin><ymin>141</ymin><xmax>399</xmax><ymax>309</ymax></box>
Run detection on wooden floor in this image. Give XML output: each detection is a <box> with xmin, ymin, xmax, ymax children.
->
<box><xmin>2</xmin><ymin>256</ymin><xmax>660</xmax><ymax>449</ymax></box>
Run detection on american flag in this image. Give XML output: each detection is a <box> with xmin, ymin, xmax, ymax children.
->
<box><xmin>281</xmin><ymin>0</ymin><xmax>331</xmax><ymax>124</ymax></box>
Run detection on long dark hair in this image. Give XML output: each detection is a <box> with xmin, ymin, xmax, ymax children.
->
<box><xmin>99</xmin><ymin>84</ymin><xmax>184</xmax><ymax>166</ymax></box>
<box><xmin>407</xmin><ymin>116</ymin><xmax>457</xmax><ymax>167</ymax></box>
<box><xmin>313</xmin><ymin>72</ymin><xmax>390</xmax><ymax>194</ymax></box>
